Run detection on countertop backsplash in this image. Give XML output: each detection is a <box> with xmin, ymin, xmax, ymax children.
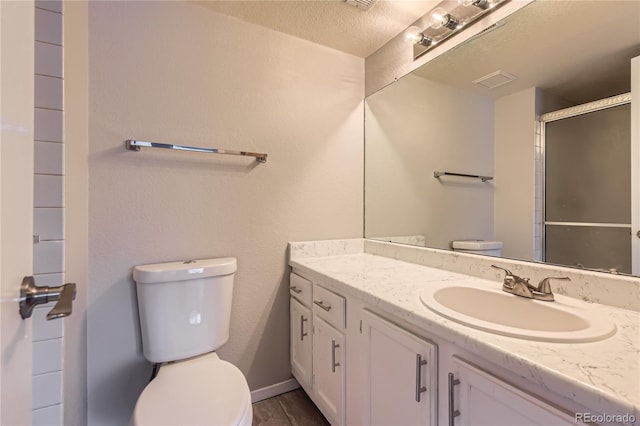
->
<box><xmin>289</xmin><ymin>238</ymin><xmax>640</xmax><ymax>312</ymax></box>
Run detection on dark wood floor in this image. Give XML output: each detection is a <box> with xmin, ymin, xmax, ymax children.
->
<box><xmin>252</xmin><ymin>389</ymin><xmax>330</xmax><ymax>426</ymax></box>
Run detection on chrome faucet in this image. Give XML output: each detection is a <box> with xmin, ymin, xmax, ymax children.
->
<box><xmin>491</xmin><ymin>265</ymin><xmax>570</xmax><ymax>302</ymax></box>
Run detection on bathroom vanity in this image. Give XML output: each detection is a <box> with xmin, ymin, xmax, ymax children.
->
<box><xmin>288</xmin><ymin>239</ymin><xmax>640</xmax><ymax>426</ymax></box>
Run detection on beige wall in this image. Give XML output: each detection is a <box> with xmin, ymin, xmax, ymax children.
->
<box><xmin>494</xmin><ymin>88</ymin><xmax>536</xmax><ymax>260</ymax></box>
<box><xmin>86</xmin><ymin>2</ymin><xmax>363</xmax><ymax>424</ymax></box>
<box><xmin>365</xmin><ymin>74</ymin><xmax>495</xmax><ymax>249</ymax></box>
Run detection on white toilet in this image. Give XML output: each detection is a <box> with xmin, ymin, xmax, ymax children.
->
<box><xmin>131</xmin><ymin>258</ymin><xmax>252</xmax><ymax>426</ymax></box>
<box><xmin>452</xmin><ymin>240</ymin><xmax>503</xmax><ymax>256</ymax></box>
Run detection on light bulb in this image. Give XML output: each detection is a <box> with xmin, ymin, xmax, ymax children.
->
<box><xmin>429</xmin><ymin>7</ymin><xmax>449</xmax><ymax>29</ymax></box>
<box><xmin>405</xmin><ymin>26</ymin><xmax>423</xmax><ymax>44</ymax></box>
<box><xmin>458</xmin><ymin>0</ymin><xmax>491</xmax><ymax>9</ymax></box>
<box><xmin>404</xmin><ymin>26</ymin><xmax>433</xmax><ymax>47</ymax></box>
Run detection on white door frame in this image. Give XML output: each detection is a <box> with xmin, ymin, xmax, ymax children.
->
<box><xmin>0</xmin><ymin>1</ymin><xmax>35</xmax><ymax>424</ymax></box>
<box><xmin>631</xmin><ymin>56</ymin><xmax>639</xmax><ymax>275</ymax></box>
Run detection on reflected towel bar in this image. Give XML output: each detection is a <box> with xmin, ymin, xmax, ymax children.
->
<box><xmin>434</xmin><ymin>171</ymin><xmax>493</xmax><ymax>182</ymax></box>
<box><xmin>125</xmin><ymin>140</ymin><xmax>268</xmax><ymax>163</ymax></box>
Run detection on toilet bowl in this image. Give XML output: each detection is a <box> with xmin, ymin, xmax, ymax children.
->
<box><xmin>132</xmin><ymin>353</ymin><xmax>252</xmax><ymax>426</ymax></box>
<box><xmin>452</xmin><ymin>240</ymin><xmax>503</xmax><ymax>256</ymax></box>
<box><xmin>131</xmin><ymin>258</ymin><xmax>252</xmax><ymax>426</ymax></box>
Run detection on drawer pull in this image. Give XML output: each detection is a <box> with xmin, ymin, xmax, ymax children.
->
<box><xmin>300</xmin><ymin>315</ymin><xmax>308</xmax><ymax>341</ymax></box>
<box><xmin>313</xmin><ymin>300</ymin><xmax>332</xmax><ymax>312</ymax></box>
<box><xmin>415</xmin><ymin>354</ymin><xmax>428</xmax><ymax>402</ymax></box>
<box><xmin>448</xmin><ymin>373</ymin><xmax>461</xmax><ymax>425</ymax></box>
<box><xmin>290</xmin><ymin>286</ymin><xmax>302</xmax><ymax>294</ymax></box>
<box><xmin>331</xmin><ymin>340</ymin><xmax>340</xmax><ymax>372</ymax></box>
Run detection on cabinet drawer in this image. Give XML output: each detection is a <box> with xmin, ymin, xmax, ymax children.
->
<box><xmin>312</xmin><ymin>285</ymin><xmax>345</xmax><ymax>329</ymax></box>
<box><xmin>290</xmin><ymin>273</ymin><xmax>312</xmax><ymax>306</ymax></box>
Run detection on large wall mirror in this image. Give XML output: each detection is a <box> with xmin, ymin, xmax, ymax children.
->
<box><xmin>364</xmin><ymin>0</ymin><xmax>640</xmax><ymax>276</ymax></box>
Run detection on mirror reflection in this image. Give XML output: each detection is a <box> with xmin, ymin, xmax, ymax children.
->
<box><xmin>364</xmin><ymin>1</ymin><xmax>640</xmax><ymax>275</ymax></box>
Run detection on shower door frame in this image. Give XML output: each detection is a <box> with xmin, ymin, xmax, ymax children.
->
<box><xmin>539</xmin><ymin>92</ymin><xmax>637</xmax><ymax>275</ymax></box>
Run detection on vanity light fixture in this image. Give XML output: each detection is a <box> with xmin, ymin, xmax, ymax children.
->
<box><xmin>407</xmin><ymin>0</ymin><xmax>509</xmax><ymax>60</ymax></box>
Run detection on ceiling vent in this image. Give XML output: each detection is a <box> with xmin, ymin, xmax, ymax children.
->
<box><xmin>472</xmin><ymin>70</ymin><xmax>517</xmax><ymax>89</ymax></box>
<box><xmin>345</xmin><ymin>0</ymin><xmax>377</xmax><ymax>11</ymax></box>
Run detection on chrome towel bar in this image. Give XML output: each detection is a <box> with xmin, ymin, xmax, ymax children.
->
<box><xmin>434</xmin><ymin>171</ymin><xmax>493</xmax><ymax>182</ymax></box>
<box><xmin>125</xmin><ymin>139</ymin><xmax>268</xmax><ymax>163</ymax></box>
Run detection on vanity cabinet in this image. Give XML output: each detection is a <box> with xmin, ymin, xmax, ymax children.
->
<box><xmin>289</xmin><ymin>273</ymin><xmax>346</xmax><ymax>425</ymax></box>
<box><xmin>290</xmin><ymin>297</ymin><xmax>312</xmax><ymax>388</ymax></box>
<box><xmin>448</xmin><ymin>357</ymin><xmax>575</xmax><ymax>426</ymax></box>
<box><xmin>290</xmin><ymin>273</ymin><xmax>313</xmax><ymax>390</ymax></box>
<box><xmin>313</xmin><ymin>316</ymin><xmax>345</xmax><ymax>425</ymax></box>
<box><xmin>361</xmin><ymin>309</ymin><xmax>437</xmax><ymax>426</ymax></box>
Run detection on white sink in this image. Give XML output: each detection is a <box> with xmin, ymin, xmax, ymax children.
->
<box><xmin>419</xmin><ymin>282</ymin><xmax>616</xmax><ymax>343</ymax></box>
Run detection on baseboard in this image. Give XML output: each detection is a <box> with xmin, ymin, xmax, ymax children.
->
<box><xmin>250</xmin><ymin>378</ymin><xmax>300</xmax><ymax>403</ymax></box>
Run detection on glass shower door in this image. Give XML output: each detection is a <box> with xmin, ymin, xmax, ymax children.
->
<box><xmin>543</xmin><ymin>99</ymin><xmax>632</xmax><ymax>274</ymax></box>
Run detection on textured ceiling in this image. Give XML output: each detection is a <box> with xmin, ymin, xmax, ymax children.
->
<box><xmin>195</xmin><ymin>0</ymin><xmax>438</xmax><ymax>58</ymax></box>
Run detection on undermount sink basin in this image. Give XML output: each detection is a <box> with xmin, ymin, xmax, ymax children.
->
<box><xmin>419</xmin><ymin>282</ymin><xmax>616</xmax><ymax>343</ymax></box>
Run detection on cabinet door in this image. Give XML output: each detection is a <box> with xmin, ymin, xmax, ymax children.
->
<box><xmin>313</xmin><ymin>316</ymin><xmax>345</xmax><ymax>425</ymax></box>
<box><xmin>290</xmin><ymin>298</ymin><xmax>312</xmax><ymax>389</ymax></box>
<box><xmin>362</xmin><ymin>309</ymin><xmax>437</xmax><ymax>426</ymax></box>
<box><xmin>450</xmin><ymin>358</ymin><xmax>574</xmax><ymax>426</ymax></box>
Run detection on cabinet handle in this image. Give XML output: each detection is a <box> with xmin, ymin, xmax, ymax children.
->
<box><xmin>331</xmin><ymin>340</ymin><xmax>340</xmax><ymax>373</ymax></box>
<box><xmin>300</xmin><ymin>315</ymin><xmax>308</xmax><ymax>341</ymax></box>
<box><xmin>415</xmin><ymin>354</ymin><xmax>428</xmax><ymax>402</ymax></box>
<box><xmin>290</xmin><ymin>286</ymin><xmax>302</xmax><ymax>294</ymax></box>
<box><xmin>448</xmin><ymin>373</ymin><xmax>461</xmax><ymax>426</ymax></box>
<box><xmin>313</xmin><ymin>300</ymin><xmax>332</xmax><ymax>312</ymax></box>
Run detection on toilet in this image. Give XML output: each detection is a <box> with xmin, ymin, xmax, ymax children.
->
<box><xmin>131</xmin><ymin>258</ymin><xmax>252</xmax><ymax>426</ymax></box>
<box><xmin>452</xmin><ymin>240</ymin><xmax>503</xmax><ymax>256</ymax></box>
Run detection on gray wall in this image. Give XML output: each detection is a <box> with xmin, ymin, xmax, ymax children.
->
<box><xmin>86</xmin><ymin>2</ymin><xmax>364</xmax><ymax>424</ymax></box>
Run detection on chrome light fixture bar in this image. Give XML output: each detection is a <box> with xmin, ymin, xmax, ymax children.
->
<box><xmin>407</xmin><ymin>0</ymin><xmax>510</xmax><ymax>60</ymax></box>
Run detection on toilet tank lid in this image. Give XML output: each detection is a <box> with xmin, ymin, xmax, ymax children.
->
<box><xmin>452</xmin><ymin>241</ymin><xmax>503</xmax><ymax>250</ymax></box>
<box><xmin>133</xmin><ymin>257</ymin><xmax>237</xmax><ymax>284</ymax></box>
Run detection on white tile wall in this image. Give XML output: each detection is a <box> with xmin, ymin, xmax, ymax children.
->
<box><xmin>34</xmin><ymin>4</ymin><xmax>64</xmax><ymax>425</ymax></box>
<box><xmin>34</xmin><ymin>175</ymin><xmax>63</xmax><ymax>208</ymax></box>
<box><xmin>35</xmin><ymin>108</ymin><xmax>63</xmax><ymax>142</ymax></box>
<box><xmin>35</xmin><ymin>8</ymin><xmax>62</xmax><ymax>45</ymax></box>
<box><xmin>33</xmin><ymin>241</ymin><xmax>64</xmax><ymax>275</ymax></box>
<box><xmin>32</xmin><ymin>372</ymin><xmax>63</xmax><ymax>410</ymax></box>
<box><xmin>32</xmin><ymin>404</ymin><xmax>63</xmax><ymax>426</ymax></box>
<box><xmin>36</xmin><ymin>0</ymin><xmax>63</xmax><ymax>13</ymax></box>
<box><xmin>35</xmin><ymin>75</ymin><xmax>63</xmax><ymax>110</ymax></box>
<box><xmin>34</xmin><ymin>208</ymin><xmax>64</xmax><ymax>241</ymax></box>
<box><xmin>33</xmin><ymin>339</ymin><xmax>63</xmax><ymax>376</ymax></box>
<box><xmin>35</xmin><ymin>42</ymin><xmax>63</xmax><ymax>78</ymax></box>
<box><xmin>35</xmin><ymin>141</ymin><xmax>64</xmax><ymax>175</ymax></box>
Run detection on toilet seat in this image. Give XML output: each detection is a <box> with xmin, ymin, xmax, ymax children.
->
<box><xmin>132</xmin><ymin>353</ymin><xmax>252</xmax><ymax>426</ymax></box>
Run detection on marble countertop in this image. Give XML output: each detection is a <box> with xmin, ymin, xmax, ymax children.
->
<box><xmin>289</xmin><ymin>252</ymin><xmax>640</xmax><ymax>421</ymax></box>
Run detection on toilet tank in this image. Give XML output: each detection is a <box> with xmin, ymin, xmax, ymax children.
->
<box><xmin>452</xmin><ymin>241</ymin><xmax>503</xmax><ymax>256</ymax></box>
<box><xmin>133</xmin><ymin>258</ymin><xmax>237</xmax><ymax>363</ymax></box>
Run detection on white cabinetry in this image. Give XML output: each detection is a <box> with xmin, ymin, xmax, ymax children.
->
<box><xmin>289</xmin><ymin>273</ymin><xmax>346</xmax><ymax>425</ymax></box>
<box><xmin>289</xmin><ymin>273</ymin><xmax>313</xmax><ymax>390</ymax></box>
<box><xmin>448</xmin><ymin>357</ymin><xmax>575</xmax><ymax>426</ymax></box>
<box><xmin>313</xmin><ymin>316</ymin><xmax>345</xmax><ymax>424</ymax></box>
<box><xmin>290</xmin><ymin>297</ymin><xmax>312</xmax><ymax>388</ymax></box>
<box><xmin>361</xmin><ymin>309</ymin><xmax>437</xmax><ymax>426</ymax></box>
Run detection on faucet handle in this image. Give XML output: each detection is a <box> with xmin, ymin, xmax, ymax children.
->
<box><xmin>491</xmin><ymin>265</ymin><xmax>528</xmax><ymax>285</ymax></box>
<box><xmin>537</xmin><ymin>276</ymin><xmax>570</xmax><ymax>294</ymax></box>
<box><xmin>491</xmin><ymin>264</ymin><xmax>514</xmax><ymax>279</ymax></box>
